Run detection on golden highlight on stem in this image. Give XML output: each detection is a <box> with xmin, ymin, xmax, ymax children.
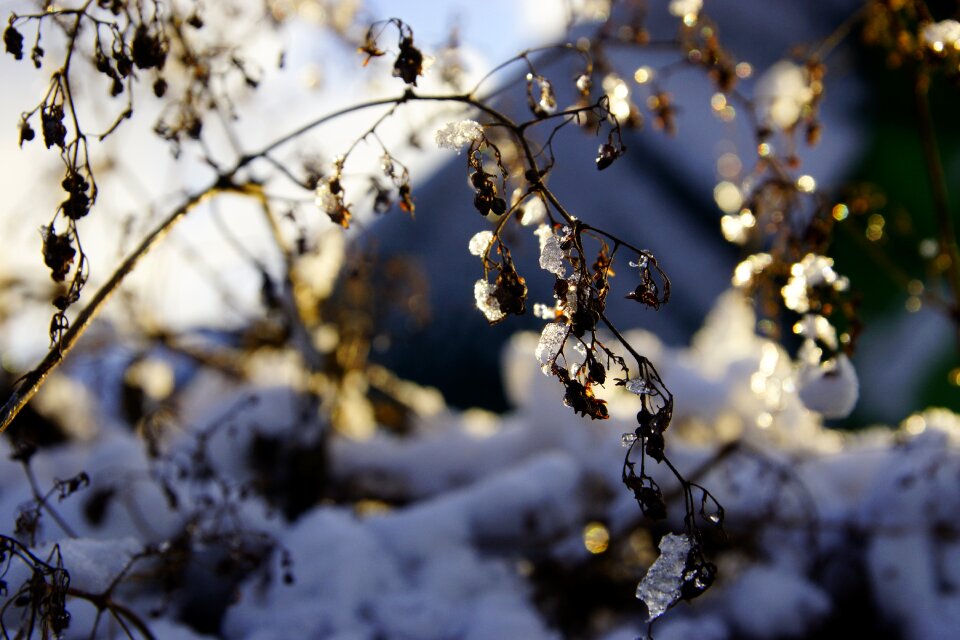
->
<box><xmin>0</xmin><ymin>186</ymin><xmax>221</xmax><ymax>434</ymax></box>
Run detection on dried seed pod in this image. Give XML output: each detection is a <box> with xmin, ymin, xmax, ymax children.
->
<box><xmin>42</xmin><ymin>227</ymin><xmax>76</xmax><ymax>282</ymax></box>
<box><xmin>393</xmin><ymin>36</ymin><xmax>424</xmax><ymax>85</ymax></box>
<box><xmin>41</xmin><ymin>104</ymin><xmax>67</xmax><ymax>149</ymax></box>
<box><xmin>18</xmin><ymin>119</ymin><xmax>34</xmax><ymax>146</ymax></box>
<box><xmin>596</xmin><ymin>143</ymin><xmax>619</xmax><ymax>170</ymax></box>
<box><xmin>3</xmin><ymin>24</ymin><xmax>23</xmax><ymax>60</ymax></box>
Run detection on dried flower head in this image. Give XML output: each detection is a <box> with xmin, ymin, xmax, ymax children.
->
<box><xmin>393</xmin><ymin>36</ymin><xmax>424</xmax><ymax>85</ymax></box>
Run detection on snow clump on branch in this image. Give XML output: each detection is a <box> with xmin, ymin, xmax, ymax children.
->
<box><xmin>435</xmin><ymin>120</ymin><xmax>483</xmax><ymax>153</ymax></box>
<box><xmin>669</xmin><ymin>0</ymin><xmax>702</xmax><ymax>20</ymax></box>
<box><xmin>474</xmin><ymin>279</ymin><xmax>505</xmax><ymax>323</ymax></box>
<box><xmin>754</xmin><ymin>60</ymin><xmax>813</xmax><ymax>129</ymax></box>
<box><xmin>636</xmin><ymin>533</ymin><xmax>693</xmax><ymax>620</ymax></box>
<box><xmin>921</xmin><ymin>20</ymin><xmax>960</xmax><ymax>53</ymax></box>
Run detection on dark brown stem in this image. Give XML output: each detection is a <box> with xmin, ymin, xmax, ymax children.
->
<box><xmin>67</xmin><ymin>588</ymin><xmax>156</xmax><ymax>640</ymax></box>
<box><xmin>21</xmin><ymin>463</ymin><xmax>77</xmax><ymax>538</ymax></box>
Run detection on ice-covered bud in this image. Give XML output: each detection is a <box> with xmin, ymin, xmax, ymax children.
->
<box><xmin>754</xmin><ymin>60</ymin><xmax>813</xmax><ymax>129</ymax></box>
<box><xmin>536</xmin><ymin>322</ymin><xmax>569</xmax><ymax>375</ymax></box>
<box><xmin>535</xmin><ymin>224</ymin><xmax>566</xmax><ymax>277</ymax></box>
<box><xmin>474</xmin><ymin>279</ymin><xmax>505</xmax><ymax>323</ymax></box>
<box><xmin>527</xmin><ymin>74</ymin><xmax>558</xmax><ymax>115</ymax></box>
<box><xmin>797</xmin><ymin>353</ymin><xmax>858</xmax><ymax>419</ymax></box>
<box><xmin>669</xmin><ymin>0</ymin><xmax>702</xmax><ymax>20</ymax></box>
<box><xmin>636</xmin><ymin>533</ymin><xmax>693</xmax><ymax>620</ymax></box>
<box><xmin>435</xmin><ymin>120</ymin><xmax>483</xmax><ymax>153</ymax></box>
<box><xmin>558</xmin><ymin>275</ymin><xmax>579</xmax><ymax>315</ymax></box>
<box><xmin>468</xmin><ymin>230</ymin><xmax>494</xmax><ymax>257</ymax></box>
<box><xmin>921</xmin><ymin>20</ymin><xmax>960</xmax><ymax>54</ymax></box>
<box><xmin>576</xmin><ymin>74</ymin><xmax>592</xmax><ymax>94</ymax></box>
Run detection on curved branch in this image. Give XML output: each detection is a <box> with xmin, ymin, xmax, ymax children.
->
<box><xmin>0</xmin><ymin>186</ymin><xmax>221</xmax><ymax>434</ymax></box>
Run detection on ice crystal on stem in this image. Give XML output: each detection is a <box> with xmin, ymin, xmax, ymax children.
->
<box><xmin>435</xmin><ymin>120</ymin><xmax>483</xmax><ymax>153</ymax></box>
<box><xmin>527</xmin><ymin>74</ymin><xmax>558</xmax><ymax>115</ymax></box>
<box><xmin>625</xmin><ymin>378</ymin><xmax>651</xmax><ymax>396</ymax></box>
<box><xmin>535</xmin><ymin>224</ymin><xmax>566</xmax><ymax>277</ymax></box>
<box><xmin>535</xmin><ymin>322</ymin><xmax>568</xmax><ymax>375</ymax></box>
<box><xmin>474</xmin><ymin>279</ymin><xmax>505</xmax><ymax>323</ymax></box>
<box><xmin>636</xmin><ymin>533</ymin><xmax>693</xmax><ymax>621</ymax></box>
<box><xmin>468</xmin><ymin>230</ymin><xmax>494</xmax><ymax>257</ymax></box>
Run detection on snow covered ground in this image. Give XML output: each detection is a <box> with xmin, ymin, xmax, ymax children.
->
<box><xmin>1</xmin><ymin>289</ymin><xmax>957</xmax><ymax>639</ymax></box>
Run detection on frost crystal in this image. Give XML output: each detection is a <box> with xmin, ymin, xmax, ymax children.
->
<box><xmin>535</xmin><ymin>224</ymin><xmax>566</xmax><ymax>277</ymax></box>
<box><xmin>636</xmin><ymin>533</ymin><xmax>692</xmax><ymax>621</ymax></box>
<box><xmin>474</xmin><ymin>279</ymin><xmax>505</xmax><ymax>323</ymax></box>
<box><xmin>621</xmin><ymin>432</ymin><xmax>638</xmax><ymax>448</ymax></box>
<box><xmin>625</xmin><ymin>378</ymin><xmax>651</xmax><ymax>396</ymax></box>
<box><xmin>435</xmin><ymin>120</ymin><xmax>484</xmax><ymax>153</ymax></box>
<box><xmin>468</xmin><ymin>230</ymin><xmax>494</xmax><ymax>257</ymax></box>
<box><xmin>922</xmin><ymin>20</ymin><xmax>960</xmax><ymax>53</ymax></box>
<box><xmin>535</xmin><ymin>322</ymin><xmax>568</xmax><ymax>375</ymax></box>
<box><xmin>669</xmin><ymin>0</ymin><xmax>702</xmax><ymax>19</ymax></box>
<box><xmin>754</xmin><ymin>60</ymin><xmax>813</xmax><ymax>129</ymax></box>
